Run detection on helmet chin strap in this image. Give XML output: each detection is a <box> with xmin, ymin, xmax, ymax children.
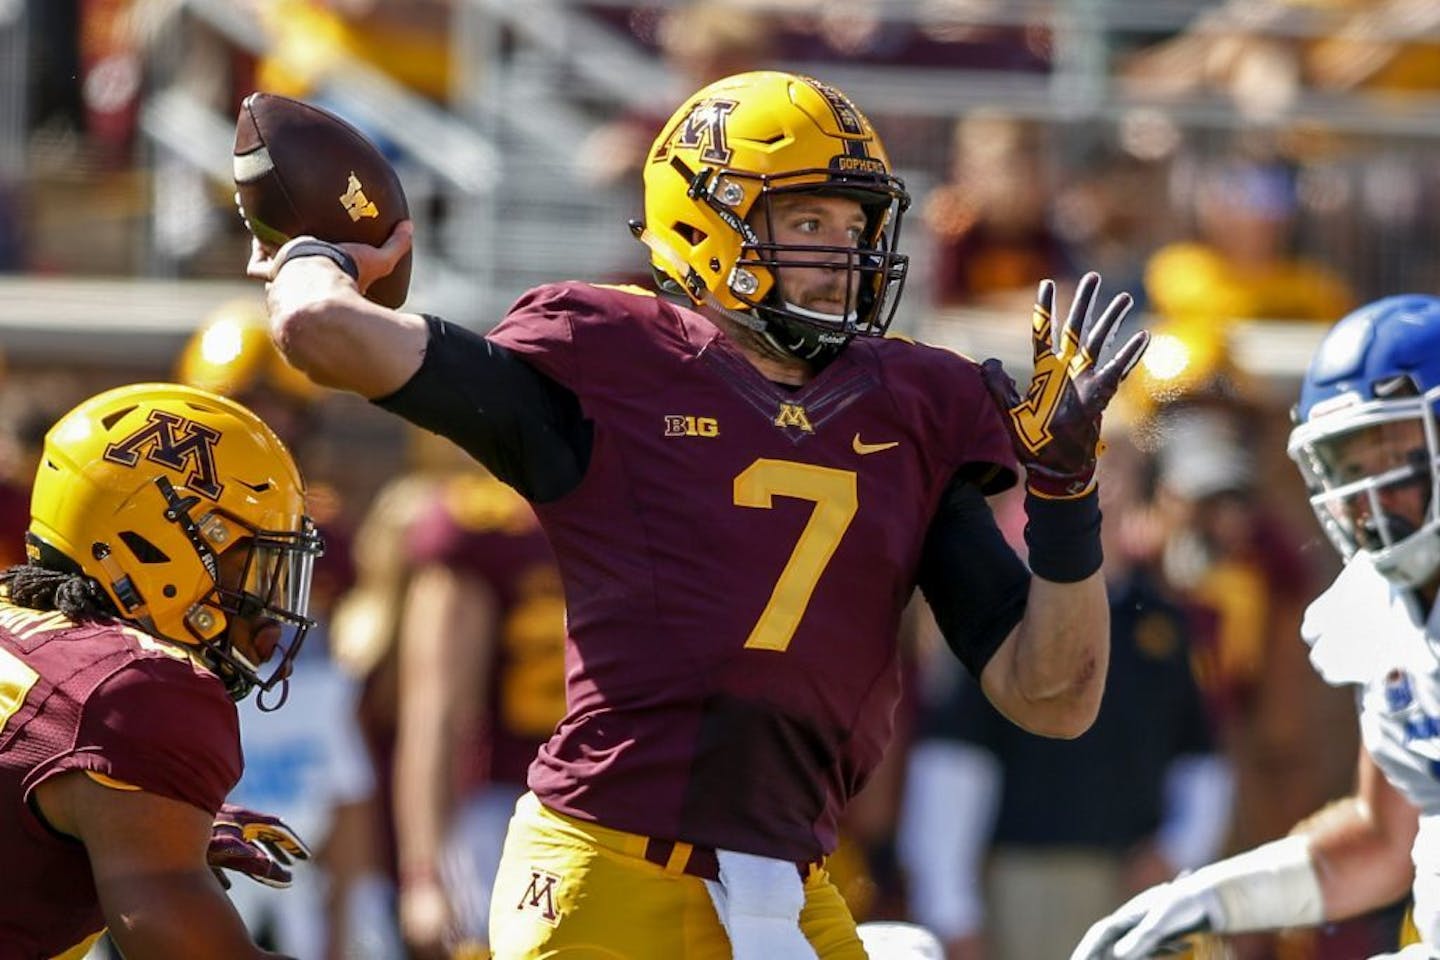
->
<box><xmin>754</xmin><ymin>302</ymin><xmax>853</xmax><ymax>364</ymax></box>
<box><xmin>781</xmin><ymin>301</ymin><xmax>857</xmax><ymax>325</ymax></box>
<box><xmin>761</xmin><ymin>322</ymin><xmax>835</xmax><ymax>363</ymax></box>
<box><xmin>703</xmin><ymin>294</ymin><xmax>843</xmax><ymax>364</ymax></box>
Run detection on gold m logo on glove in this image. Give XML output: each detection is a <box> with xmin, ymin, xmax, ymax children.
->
<box><xmin>982</xmin><ymin>273</ymin><xmax>1150</xmax><ymax>499</ymax></box>
<box><xmin>1010</xmin><ymin>298</ymin><xmax>1100</xmax><ymax>455</ymax></box>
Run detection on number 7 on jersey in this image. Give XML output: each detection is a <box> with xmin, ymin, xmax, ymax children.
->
<box><xmin>733</xmin><ymin>459</ymin><xmax>859</xmax><ymax>652</ymax></box>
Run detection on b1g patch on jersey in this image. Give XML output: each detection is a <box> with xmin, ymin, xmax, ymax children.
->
<box><xmin>516</xmin><ymin>869</ymin><xmax>562</xmax><ymax>926</ymax></box>
<box><xmin>664</xmin><ymin>415</ymin><xmax>720</xmax><ymax>438</ymax></box>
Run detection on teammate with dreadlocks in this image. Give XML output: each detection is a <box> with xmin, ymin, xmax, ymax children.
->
<box><xmin>0</xmin><ymin>383</ymin><xmax>319</xmax><ymax>957</ymax></box>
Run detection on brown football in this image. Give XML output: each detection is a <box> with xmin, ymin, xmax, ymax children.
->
<box><xmin>233</xmin><ymin>92</ymin><xmax>411</xmax><ymax>308</ymax></box>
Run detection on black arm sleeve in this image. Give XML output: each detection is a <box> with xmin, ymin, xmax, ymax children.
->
<box><xmin>373</xmin><ymin>316</ymin><xmax>593</xmax><ymax>502</ymax></box>
<box><xmin>917</xmin><ymin>474</ymin><xmax>1032</xmax><ymax>679</ymax></box>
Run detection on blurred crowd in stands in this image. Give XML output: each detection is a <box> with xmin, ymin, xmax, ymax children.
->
<box><xmin>4</xmin><ymin>1</ymin><xmax>1440</xmax><ymax>957</ymax></box>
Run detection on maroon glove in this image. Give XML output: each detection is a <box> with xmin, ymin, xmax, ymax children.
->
<box><xmin>981</xmin><ymin>272</ymin><xmax>1149</xmax><ymax>499</ymax></box>
<box><xmin>208</xmin><ymin>803</ymin><xmax>311</xmax><ymax>889</ymax></box>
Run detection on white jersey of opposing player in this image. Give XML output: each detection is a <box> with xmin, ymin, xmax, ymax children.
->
<box><xmin>1304</xmin><ymin>551</ymin><xmax>1440</xmax><ymax>947</ymax></box>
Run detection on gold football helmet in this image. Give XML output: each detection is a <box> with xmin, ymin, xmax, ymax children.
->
<box><xmin>175</xmin><ymin>299</ymin><xmax>321</xmax><ymax>403</ymax></box>
<box><xmin>27</xmin><ymin>383</ymin><xmax>322</xmax><ymax>703</ymax></box>
<box><xmin>635</xmin><ymin>70</ymin><xmax>910</xmax><ymax>360</ymax></box>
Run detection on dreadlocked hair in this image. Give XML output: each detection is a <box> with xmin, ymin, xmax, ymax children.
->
<box><xmin>0</xmin><ymin>564</ymin><xmax>120</xmax><ymax>620</ymax></box>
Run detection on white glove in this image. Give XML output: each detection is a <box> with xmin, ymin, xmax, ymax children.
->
<box><xmin>1069</xmin><ymin>874</ymin><xmax>1221</xmax><ymax>960</ymax></box>
<box><xmin>1071</xmin><ymin>835</ymin><xmax>1324</xmax><ymax>960</ymax></box>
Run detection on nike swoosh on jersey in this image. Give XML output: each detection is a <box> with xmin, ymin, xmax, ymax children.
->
<box><xmin>852</xmin><ymin>434</ymin><xmax>900</xmax><ymax>455</ymax></box>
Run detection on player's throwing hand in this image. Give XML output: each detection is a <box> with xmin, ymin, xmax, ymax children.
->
<box><xmin>981</xmin><ymin>272</ymin><xmax>1149</xmax><ymax>499</ymax></box>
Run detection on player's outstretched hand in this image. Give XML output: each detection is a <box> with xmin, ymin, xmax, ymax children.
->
<box><xmin>245</xmin><ymin>218</ymin><xmax>414</xmax><ymax>297</ymax></box>
<box><xmin>1070</xmin><ymin>874</ymin><xmax>1219</xmax><ymax>960</ymax></box>
<box><xmin>207</xmin><ymin>802</ymin><xmax>312</xmax><ymax>889</ymax></box>
<box><xmin>981</xmin><ymin>272</ymin><xmax>1149</xmax><ymax>499</ymax></box>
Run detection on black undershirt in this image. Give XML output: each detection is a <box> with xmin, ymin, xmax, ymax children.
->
<box><xmin>376</xmin><ymin>315</ymin><xmax>1030</xmax><ymax>675</ymax></box>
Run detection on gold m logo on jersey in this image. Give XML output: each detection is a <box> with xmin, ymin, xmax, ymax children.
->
<box><xmin>774</xmin><ymin>403</ymin><xmax>814</xmax><ymax>434</ymax></box>
<box><xmin>103</xmin><ymin>411</ymin><xmax>224</xmax><ymax>501</ymax></box>
<box><xmin>340</xmin><ymin>172</ymin><xmax>379</xmax><ymax>222</ymax></box>
<box><xmin>517</xmin><ymin>869</ymin><xmax>561</xmax><ymax>926</ymax></box>
<box><xmin>664</xmin><ymin>415</ymin><xmax>719</xmax><ymax>438</ymax></box>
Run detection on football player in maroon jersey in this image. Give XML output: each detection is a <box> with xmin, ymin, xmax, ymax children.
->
<box><xmin>247</xmin><ymin>71</ymin><xmax>1148</xmax><ymax>958</ymax></box>
<box><xmin>0</xmin><ymin>383</ymin><xmax>321</xmax><ymax>958</ymax></box>
<box><xmin>393</xmin><ymin>470</ymin><xmax>567</xmax><ymax>958</ymax></box>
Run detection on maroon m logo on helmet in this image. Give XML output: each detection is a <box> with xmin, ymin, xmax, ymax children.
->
<box><xmin>674</xmin><ymin>99</ymin><xmax>738</xmax><ymax>165</ymax></box>
<box><xmin>104</xmin><ymin>411</ymin><xmax>224</xmax><ymax>501</ymax></box>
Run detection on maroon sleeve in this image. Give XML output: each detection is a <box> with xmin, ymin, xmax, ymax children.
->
<box><xmin>906</xmin><ymin>342</ymin><xmax>1018</xmax><ymax>494</ymax></box>
<box><xmin>32</xmin><ymin>659</ymin><xmax>241</xmax><ymax>816</ymax></box>
<box><xmin>964</xmin><ymin>373</ymin><xmax>1019</xmax><ymax>494</ymax></box>
<box><xmin>488</xmin><ymin>281</ymin><xmax>691</xmax><ymax>402</ymax></box>
<box><xmin>486</xmin><ymin>283</ymin><xmax>583</xmax><ymax>392</ymax></box>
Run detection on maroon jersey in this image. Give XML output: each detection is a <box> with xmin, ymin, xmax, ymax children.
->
<box><xmin>406</xmin><ymin>473</ymin><xmax>565</xmax><ymax>787</ymax></box>
<box><xmin>0</xmin><ymin>601</ymin><xmax>240</xmax><ymax>957</ymax></box>
<box><xmin>487</xmin><ymin>282</ymin><xmax>1016</xmax><ymax>861</ymax></box>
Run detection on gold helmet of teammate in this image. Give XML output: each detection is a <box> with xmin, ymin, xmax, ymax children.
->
<box><xmin>27</xmin><ymin>383</ymin><xmax>323</xmax><ymax>703</ymax></box>
<box><xmin>636</xmin><ymin>71</ymin><xmax>910</xmax><ymax>361</ymax></box>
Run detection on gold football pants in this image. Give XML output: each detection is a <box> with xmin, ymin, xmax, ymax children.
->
<box><xmin>488</xmin><ymin>792</ymin><xmax>868</xmax><ymax>959</ymax></box>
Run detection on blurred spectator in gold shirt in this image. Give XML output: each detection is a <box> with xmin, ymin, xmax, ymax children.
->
<box><xmin>1145</xmin><ymin>159</ymin><xmax>1355</xmax><ymax>329</ymax></box>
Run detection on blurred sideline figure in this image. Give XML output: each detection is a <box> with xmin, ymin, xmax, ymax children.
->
<box><xmin>255</xmin><ymin>0</ymin><xmax>454</xmax><ymax>105</ymax></box>
<box><xmin>1122</xmin><ymin>322</ymin><xmax>1342</xmax><ymax>842</ymax></box>
<box><xmin>175</xmin><ymin>301</ymin><xmax>397</xmax><ymax>959</ymax></box>
<box><xmin>577</xmin><ymin>2</ymin><xmax>775</xmax><ymax>192</ymax></box>
<box><xmin>324</xmin><ymin>428</ymin><xmax>497</xmax><ymax>956</ymax></box>
<box><xmin>394</xmin><ymin>468</ymin><xmax>567</xmax><ymax>958</ymax></box>
<box><xmin>1073</xmin><ymin>295</ymin><xmax>1440</xmax><ymax>960</ymax></box>
<box><xmin>899</xmin><ymin>435</ymin><xmax>1231</xmax><ymax>960</ymax></box>
<box><xmin>1</xmin><ymin>383</ymin><xmax>318</xmax><ymax>957</ymax></box>
<box><xmin>1119</xmin><ymin>0</ymin><xmax>1440</xmax><ymax>119</ymax></box>
<box><xmin>924</xmin><ymin>112</ymin><xmax>1078</xmax><ymax>312</ymax></box>
<box><xmin>0</xmin><ymin>391</ymin><xmax>54</xmax><ymax>571</ymax></box>
<box><xmin>327</xmin><ymin>451</ymin><xmax>448</xmax><ymax>955</ymax></box>
<box><xmin>1143</xmin><ymin>158</ymin><xmax>1354</xmax><ymax>331</ymax></box>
